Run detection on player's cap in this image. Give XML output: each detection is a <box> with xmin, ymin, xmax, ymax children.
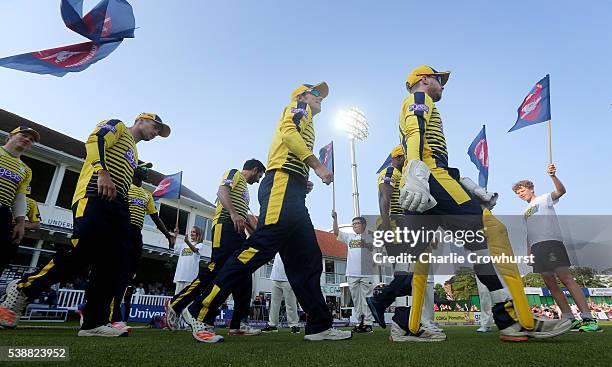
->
<box><xmin>406</xmin><ymin>65</ymin><xmax>450</xmax><ymax>89</ymax></box>
<box><xmin>291</xmin><ymin>82</ymin><xmax>329</xmax><ymax>101</ymax></box>
<box><xmin>137</xmin><ymin>161</ymin><xmax>153</xmax><ymax>169</ymax></box>
<box><xmin>136</xmin><ymin>113</ymin><xmax>171</xmax><ymax>138</ymax></box>
<box><xmin>391</xmin><ymin>145</ymin><xmax>404</xmax><ymax>158</ymax></box>
<box><xmin>10</xmin><ymin>126</ymin><xmax>40</xmax><ymax>142</ymax></box>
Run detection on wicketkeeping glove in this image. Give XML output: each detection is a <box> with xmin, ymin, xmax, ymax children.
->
<box><xmin>399</xmin><ymin>160</ymin><xmax>437</xmax><ymax>212</ymax></box>
<box><xmin>459</xmin><ymin>177</ymin><xmax>498</xmax><ymax>210</ymax></box>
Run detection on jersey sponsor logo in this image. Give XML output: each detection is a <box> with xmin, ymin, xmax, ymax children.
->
<box><xmin>222</xmin><ymin>178</ymin><xmax>234</xmax><ymax>186</ymax></box>
<box><xmin>348</xmin><ymin>239</ymin><xmax>364</xmax><ymax>249</ymax></box>
<box><xmin>130</xmin><ymin>197</ymin><xmax>147</xmax><ymax>207</ymax></box>
<box><xmin>524</xmin><ymin>204</ymin><xmax>539</xmax><ymax>218</ymax></box>
<box><xmin>382</xmin><ymin>176</ymin><xmax>393</xmax><ymax>183</ymax></box>
<box><xmin>97</xmin><ymin>123</ymin><xmax>117</xmax><ymax>133</ymax></box>
<box><xmin>0</xmin><ymin>167</ymin><xmax>23</xmax><ymax>184</ymax></box>
<box><xmin>181</xmin><ymin>247</ymin><xmax>194</xmax><ymax>256</ymax></box>
<box><xmin>408</xmin><ymin>103</ymin><xmax>429</xmax><ymax>112</ymax></box>
<box><xmin>242</xmin><ymin>190</ymin><xmax>250</xmax><ymax>204</ymax></box>
<box><xmin>125</xmin><ymin>149</ymin><xmax>137</xmax><ymax>169</ymax></box>
<box><xmin>290</xmin><ymin>107</ymin><xmax>309</xmax><ymax>118</ymax></box>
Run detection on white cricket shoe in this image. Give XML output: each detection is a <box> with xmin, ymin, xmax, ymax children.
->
<box><xmin>164</xmin><ymin>301</ymin><xmax>180</xmax><ymax>331</ymax></box>
<box><xmin>181</xmin><ymin>308</ymin><xmax>195</xmax><ymax>328</ymax></box>
<box><xmin>228</xmin><ymin>322</ymin><xmax>262</xmax><ymax>336</ymax></box>
<box><xmin>421</xmin><ymin>321</ymin><xmax>444</xmax><ymax>333</ymax></box>
<box><xmin>0</xmin><ymin>280</ymin><xmax>28</xmax><ymax>328</ymax></box>
<box><xmin>191</xmin><ymin>320</ymin><xmax>224</xmax><ymax>343</ymax></box>
<box><xmin>499</xmin><ymin>318</ymin><xmax>571</xmax><ymax>342</ymax></box>
<box><xmin>389</xmin><ymin>321</ymin><xmax>446</xmax><ymax>342</ymax></box>
<box><xmin>304</xmin><ymin>328</ymin><xmax>352</xmax><ymax>341</ymax></box>
<box><xmin>78</xmin><ymin>324</ymin><xmax>128</xmax><ymax>337</ymax></box>
<box><xmin>476</xmin><ymin>326</ymin><xmax>492</xmax><ymax>333</ymax></box>
<box><xmin>111</xmin><ymin>321</ymin><xmax>132</xmax><ymax>333</ymax></box>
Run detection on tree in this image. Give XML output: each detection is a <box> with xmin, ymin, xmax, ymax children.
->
<box><xmin>446</xmin><ymin>267</ymin><xmax>477</xmax><ymax>300</ymax></box>
<box><xmin>434</xmin><ymin>283</ymin><xmax>448</xmax><ymax>301</ymax></box>
<box><xmin>570</xmin><ymin>267</ymin><xmax>606</xmax><ymax>288</ymax></box>
<box><xmin>523</xmin><ymin>273</ymin><xmax>546</xmax><ymax>287</ymax></box>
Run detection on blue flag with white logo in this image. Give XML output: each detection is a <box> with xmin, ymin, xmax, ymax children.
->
<box><xmin>376</xmin><ymin>154</ymin><xmax>392</xmax><ymax>174</ymax></box>
<box><xmin>0</xmin><ymin>0</ymin><xmax>134</xmax><ymax>77</ymax></box>
<box><xmin>467</xmin><ymin>126</ymin><xmax>489</xmax><ymax>188</ymax></box>
<box><xmin>508</xmin><ymin>75</ymin><xmax>551</xmax><ymax>132</ymax></box>
<box><xmin>152</xmin><ymin>172</ymin><xmax>182</xmax><ymax>200</ymax></box>
<box><xmin>318</xmin><ymin>141</ymin><xmax>334</xmax><ymax>173</ymax></box>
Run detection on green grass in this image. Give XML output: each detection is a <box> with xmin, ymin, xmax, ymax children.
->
<box><xmin>0</xmin><ymin>325</ymin><xmax>610</xmax><ymax>367</ymax></box>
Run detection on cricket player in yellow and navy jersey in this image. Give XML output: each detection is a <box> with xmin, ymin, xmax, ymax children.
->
<box><xmin>377</xmin><ymin>145</ymin><xmax>406</xmax><ymax>230</ymax></box>
<box><xmin>0</xmin><ymin>126</ymin><xmax>38</xmax><ymax>276</ymax></box>
<box><xmin>109</xmin><ymin>163</ymin><xmax>174</xmax><ymax>330</ymax></box>
<box><xmin>367</xmin><ymin>66</ymin><xmax>571</xmax><ymax>342</ymax></box>
<box><xmin>167</xmin><ymin>160</ymin><xmax>265</xmax><ymax>336</ymax></box>
<box><xmin>0</xmin><ymin>114</ymin><xmax>170</xmax><ymax>337</ymax></box>
<box><xmin>184</xmin><ymin>82</ymin><xmax>351</xmax><ymax>343</ymax></box>
<box><xmin>24</xmin><ymin>197</ymin><xmax>41</xmax><ymax>230</ymax></box>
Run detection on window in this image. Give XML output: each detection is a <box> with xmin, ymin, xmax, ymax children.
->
<box><xmin>324</xmin><ymin>260</ymin><xmax>335</xmax><ymax>273</ymax></box>
<box><xmin>20</xmin><ymin>156</ymin><xmax>56</xmax><ymax>203</ymax></box>
<box><xmin>159</xmin><ymin>203</ymin><xmax>189</xmax><ymax>235</ymax></box>
<box><xmin>55</xmin><ymin>169</ymin><xmax>79</xmax><ymax>209</ymax></box>
<box><xmin>194</xmin><ymin>215</ymin><xmax>212</xmax><ymax>242</ymax></box>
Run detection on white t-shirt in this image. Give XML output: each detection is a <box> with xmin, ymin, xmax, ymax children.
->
<box><xmin>337</xmin><ymin>231</ymin><xmax>372</xmax><ymax>277</ymax></box>
<box><xmin>524</xmin><ymin>193</ymin><xmax>563</xmax><ymax>246</ymax></box>
<box><xmin>173</xmin><ymin>242</ymin><xmax>204</xmax><ymax>283</ymax></box>
<box><xmin>270</xmin><ymin>253</ymin><xmax>288</xmax><ymax>282</ymax></box>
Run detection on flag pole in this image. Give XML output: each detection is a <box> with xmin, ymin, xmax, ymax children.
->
<box><xmin>174</xmin><ymin>172</ymin><xmax>183</xmax><ymax>232</ymax></box>
<box><xmin>332</xmin><ymin>141</ymin><xmax>336</xmax><ymax>212</ymax></box>
<box><xmin>547</xmin><ymin>120</ymin><xmax>552</xmax><ymax>164</ymax></box>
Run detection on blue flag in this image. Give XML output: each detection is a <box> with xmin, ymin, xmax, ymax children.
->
<box><xmin>467</xmin><ymin>126</ymin><xmax>489</xmax><ymax>188</ymax></box>
<box><xmin>376</xmin><ymin>154</ymin><xmax>392</xmax><ymax>174</ymax></box>
<box><xmin>508</xmin><ymin>75</ymin><xmax>551</xmax><ymax>132</ymax></box>
<box><xmin>0</xmin><ymin>0</ymin><xmax>134</xmax><ymax>76</ymax></box>
<box><xmin>152</xmin><ymin>172</ymin><xmax>182</xmax><ymax>200</ymax></box>
<box><xmin>318</xmin><ymin>141</ymin><xmax>334</xmax><ymax>172</ymax></box>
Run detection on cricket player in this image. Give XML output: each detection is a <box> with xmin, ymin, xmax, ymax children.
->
<box><xmin>0</xmin><ymin>113</ymin><xmax>170</xmax><ymax>337</ymax></box>
<box><xmin>24</xmin><ymin>197</ymin><xmax>42</xmax><ymax>230</ymax></box>
<box><xmin>182</xmin><ymin>82</ymin><xmax>352</xmax><ymax>343</ymax></box>
<box><xmin>513</xmin><ymin>163</ymin><xmax>601</xmax><ymax>332</ymax></box>
<box><xmin>165</xmin><ymin>159</ymin><xmax>266</xmax><ymax>337</ymax></box>
<box><xmin>0</xmin><ymin>126</ymin><xmax>38</xmax><ymax>275</ymax></box>
<box><xmin>367</xmin><ymin>65</ymin><xmax>572</xmax><ymax>342</ymax></box>
<box><xmin>109</xmin><ymin>162</ymin><xmax>175</xmax><ymax>332</ymax></box>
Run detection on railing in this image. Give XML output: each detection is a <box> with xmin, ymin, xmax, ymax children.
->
<box><xmin>53</xmin><ymin>289</ymin><xmax>172</xmax><ymax>311</ymax></box>
<box><xmin>131</xmin><ymin>294</ymin><xmax>172</xmax><ymax>306</ymax></box>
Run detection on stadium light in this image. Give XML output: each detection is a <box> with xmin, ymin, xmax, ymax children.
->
<box><xmin>337</xmin><ymin>107</ymin><xmax>369</xmax><ymax>217</ymax></box>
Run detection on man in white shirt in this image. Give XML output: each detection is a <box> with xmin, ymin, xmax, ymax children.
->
<box><xmin>513</xmin><ymin>163</ymin><xmax>600</xmax><ymax>333</ymax></box>
<box><xmin>332</xmin><ymin>211</ymin><xmax>374</xmax><ymax>333</ymax></box>
<box><xmin>262</xmin><ymin>253</ymin><xmax>300</xmax><ymax>333</ymax></box>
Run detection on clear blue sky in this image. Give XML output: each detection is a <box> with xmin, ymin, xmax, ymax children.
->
<box><xmin>1</xmin><ymin>0</ymin><xmax>611</xmax><ymax>230</ymax></box>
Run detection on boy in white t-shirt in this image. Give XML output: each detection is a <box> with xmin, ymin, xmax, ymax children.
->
<box><xmin>262</xmin><ymin>253</ymin><xmax>300</xmax><ymax>333</ymax></box>
<box><xmin>173</xmin><ymin>226</ymin><xmax>205</xmax><ymax>294</ymax></box>
<box><xmin>513</xmin><ymin>163</ymin><xmax>600</xmax><ymax>333</ymax></box>
<box><xmin>332</xmin><ymin>211</ymin><xmax>374</xmax><ymax>333</ymax></box>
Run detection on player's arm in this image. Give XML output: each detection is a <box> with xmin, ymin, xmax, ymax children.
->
<box><xmin>12</xmin><ymin>168</ymin><xmax>32</xmax><ymax>242</ymax></box>
<box><xmin>144</xmin><ymin>191</ymin><xmax>174</xmax><ymax>247</ymax></box>
<box><xmin>280</xmin><ymin>103</ymin><xmax>333</xmax><ymax>184</ymax></box>
<box><xmin>85</xmin><ymin>120</ymin><xmax>125</xmax><ymax>201</ymax></box>
<box><xmin>399</xmin><ymin>92</ymin><xmax>433</xmax><ymax>165</ymax></box>
<box><xmin>378</xmin><ymin>168</ymin><xmax>394</xmax><ymax>230</ymax></box>
<box><xmin>217</xmin><ymin>169</ymin><xmax>246</xmax><ymax>234</ymax></box>
<box><xmin>547</xmin><ymin>163</ymin><xmax>566</xmax><ymax>201</ymax></box>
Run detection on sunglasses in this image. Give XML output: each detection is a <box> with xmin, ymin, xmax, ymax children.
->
<box><xmin>305</xmin><ymin>88</ymin><xmax>321</xmax><ymax>97</ymax></box>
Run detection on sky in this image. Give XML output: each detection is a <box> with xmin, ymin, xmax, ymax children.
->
<box><xmin>1</xmin><ymin>0</ymin><xmax>611</xmax><ymax>231</ymax></box>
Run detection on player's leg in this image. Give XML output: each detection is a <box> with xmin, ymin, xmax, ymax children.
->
<box><xmin>228</xmin><ymin>275</ymin><xmax>261</xmax><ymax>335</ymax></box>
<box><xmin>265</xmin><ymin>280</ymin><xmax>283</xmax><ymax>330</ymax></box>
<box><xmin>476</xmin><ymin>277</ymin><xmax>494</xmax><ymax>332</ymax></box>
<box><xmin>282</xmin><ymin>281</ymin><xmax>300</xmax><ymax>330</ymax></box>
<box><xmin>0</xmin><ymin>205</ymin><xmax>17</xmax><ymax>275</ymax></box>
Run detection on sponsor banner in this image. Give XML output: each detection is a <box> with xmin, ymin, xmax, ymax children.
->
<box><xmin>434</xmin><ymin>311</ymin><xmax>475</xmax><ymax>324</ymax></box>
<box><xmin>524</xmin><ymin>287</ymin><xmax>544</xmax><ymax>296</ymax></box>
<box><xmin>588</xmin><ymin>288</ymin><xmax>612</xmax><ymax>296</ymax></box>
<box><xmin>542</xmin><ymin>288</ymin><xmax>589</xmax><ymax>297</ymax></box>
<box><xmin>596</xmin><ymin>312</ymin><xmax>608</xmax><ymax>320</ymax></box>
<box><xmin>128</xmin><ymin>304</ymin><xmax>165</xmax><ymax>323</ymax></box>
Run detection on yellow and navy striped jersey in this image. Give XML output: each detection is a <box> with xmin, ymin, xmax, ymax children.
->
<box><xmin>128</xmin><ymin>184</ymin><xmax>157</xmax><ymax>229</ymax></box>
<box><xmin>0</xmin><ymin>147</ymin><xmax>32</xmax><ymax>207</ymax></box>
<box><xmin>212</xmin><ymin>169</ymin><xmax>249</xmax><ymax>226</ymax></box>
<box><xmin>72</xmin><ymin>120</ymin><xmax>137</xmax><ymax>205</ymax></box>
<box><xmin>399</xmin><ymin>92</ymin><xmax>448</xmax><ymax>170</ymax></box>
<box><xmin>377</xmin><ymin>166</ymin><xmax>403</xmax><ymax>215</ymax></box>
<box><xmin>26</xmin><ymin>198</ymin><xmax>41</xmax><ymax>223</ymax></box>
<box><xmin>266</xmin><ymin>101</ymin><xmax>315</xmax><ymax>180</ymax></box>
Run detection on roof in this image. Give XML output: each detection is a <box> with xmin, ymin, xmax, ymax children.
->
<box><xmin>0</xmin><ymin>108</ymin><xmax>214</xmax><ymax>208</ymax></box>
<box><xmin>315</xmin><ymin>230</ymin><xmax>347</xmax><ymax>259</ymax></box>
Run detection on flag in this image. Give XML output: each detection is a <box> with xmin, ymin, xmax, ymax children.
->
<box><xmin>467</xmin><ymin>126</ymin><xmax>489</xmax><ymax>188</ymax></box>
<box><xmin>0</xmin><ymin>0</ymin><xmax>134</xmax><ymax>76</ymax></box>
<box><xmin>318</xmin><ymin>141</ymin><xmax>334</xmax><ymax>172</ymax></box>
<box><xmin>152</xmin><ymin>172</ymin><xmax>182</xmax><ymax>200</ymax></box>
<box><xmin>508</xmin><ymin>75</ymin><xmax>551</xmax><ymax>132</ymax></box>
<box><xmin>376</xmin><ymin>154</ymin><xmax>392</xmax><ymax>174</ymax></box>
<box><xmin>61</xmin><ymin>0</ymin><xmax>136</xmax><ymax>42</ymax></box>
